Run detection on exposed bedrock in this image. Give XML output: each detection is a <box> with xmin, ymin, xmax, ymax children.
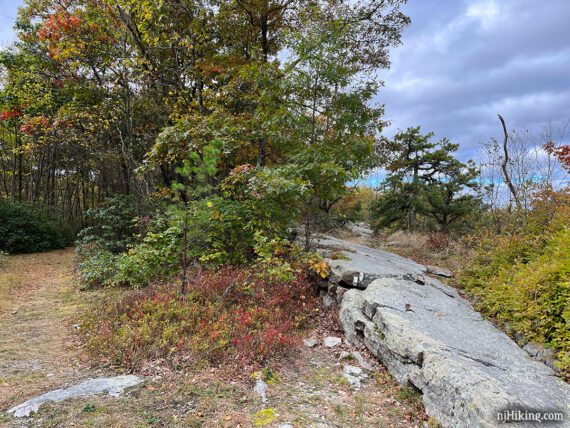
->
<box><xmin>318</xmin><ymin>235</ymin><xmax>570</xmax><ymax>427</ymax></box>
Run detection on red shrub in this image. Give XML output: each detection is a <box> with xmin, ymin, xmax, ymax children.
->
<box><xmin>83</xmin><ymin>266</ymin><xmax>319</xmax><ymax>369</ymax></box>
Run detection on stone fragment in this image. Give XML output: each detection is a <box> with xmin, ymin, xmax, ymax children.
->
<box><xmin>8</xmin><ymin>375</ymin><xmax>143</xmax><ymax>418</ymax></box>
<box><xmin>323</xmin><ymin>336</ymin><xmax>342</xmax><ymax>348</ymax></box>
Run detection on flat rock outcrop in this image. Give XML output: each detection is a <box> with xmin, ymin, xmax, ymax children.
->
<box><xmin>318</xmin><ymin>235</ymin><xmax>426</xmax><ymax>289</ymax></box>
<box><xmin>318</xmin><ymin>235</ymin><xmax>570</xmax><ymax>427</ymax></box>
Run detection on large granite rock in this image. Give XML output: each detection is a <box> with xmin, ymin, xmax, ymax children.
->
<box><xmin>319</xmin><ymin>236</ymin><xmax>570</xmax><ymax>427</ymax></box>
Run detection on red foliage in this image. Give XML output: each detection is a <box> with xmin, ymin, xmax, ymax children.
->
<box><xmin>0</xmin><ymin>109</ymin><xmax>22</xmax><ymax>121</ymax></box>
<box><xmin>19</xmin><ymin>116</ymin><xmax>50</xmax><ymax>135</ymax></box>
<box><xmin>38</xmin><ymin>11</ymin><xmax>82</xmax><ymax>42</ymax></box>
<box><xmin>86</xmin><ymin>266</ymin><xmax>319</xmax><ymax>368</ymax></box>
<box><xmin>544</xmin><ymin>141</ymin><xmax>570</xmax><ymax>172</ymax></box>
<box><xmin>425</xmin><ymin>232</ymin><xmax>450</xmax><ymax>251</ymax></box>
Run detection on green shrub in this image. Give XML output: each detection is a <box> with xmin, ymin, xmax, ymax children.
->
<box><xmin>112</xmin><ymin>225</ymin><xmax>181</xmax><ymax>288</ymax></box>
<box><xmin>0</xmin><ymin>199</ymin><xmax>73</xmax><ymax>253</ymax></box>
<box><xmin>75</xmin><ymin>158</ymin><xmax>314</xmax><ymax>289</ymax></box>
<box><xmin>77</xmin><ymin>211</ymin><xmax>181</xmax><ymax>289</ymax></box>
<box><xmin>460</xmin><ymin>194</ymin><xmax>570</xmax><ymax>377</ymax></box>
<box><xmin>76</xmin><ymin>195</ymin><xmax>140</xmax><ymax>254</ymax></box>
<box><xmin>77</xmin><ymin>248</ymin><xmax>119</xmax><ymax>289</ymax></box>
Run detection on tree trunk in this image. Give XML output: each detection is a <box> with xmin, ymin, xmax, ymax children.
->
<box><xmin>497</xmin><ymin>114</ymin><xmax>521</xmax><ymax>210</ymax></box>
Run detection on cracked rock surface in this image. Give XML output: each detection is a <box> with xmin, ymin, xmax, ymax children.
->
<box><xmin>319</xmin><ymin>235</ymin><xmax>570</xmax><ymax>427</ymax></box>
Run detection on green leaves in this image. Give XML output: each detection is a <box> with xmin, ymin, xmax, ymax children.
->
<box><xmin>3</xmin><ymin>0</ymin><xmax>411</xmax><ymax>269</ymax></box>
<box><xmin>373</xmin><ymin>127</ymin><xmax>482</xmax><ymax>233</ymax></box>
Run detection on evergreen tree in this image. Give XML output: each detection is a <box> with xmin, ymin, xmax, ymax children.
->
<box><xmin>422</xmin><ymin>159</ymin><xmax>482</xmax><ymax>233</ymax></box>
<box><xmin>373</xmin><ymin>127</ymin><xmax>481</xmax><ymax>233</ymax></box>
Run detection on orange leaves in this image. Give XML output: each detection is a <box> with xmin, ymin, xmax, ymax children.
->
<box><xmin>19</xmin><ymin>116</ymin><xmax>51</xmax><ymax>136</ymax></box>
<box><xmin>38</xmin><ymin>11</ymin><xmax>82</xmax><ymax>42</ymax></box>
<box><xmin>199</xmin><ymin>63</ymin><xmax>224</xmax><ymax>76</ymax></box>
<box><xmin>37</xmin><ymin>9</ymin><xmax>112</xmax><ymax>61</ymax></box>
<box><xmin>544</xmin><ymin>141</ymin><xmax>570</xmax><ymax>172</ymax></box>
<box><xmin>230</xmin><ymin>163</ymin><xmax>255</xmax><ymax>175</ymax></box>
<box><xmin>38</xmin><ymin>11</ymin><xmax>84</xmax><ymax>60</ymax></box>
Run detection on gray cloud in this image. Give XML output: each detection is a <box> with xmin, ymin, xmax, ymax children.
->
<box><xmin>377</xmin><ymin>0</ymin><xmax>570</xmax><ymax>161</ymax></box>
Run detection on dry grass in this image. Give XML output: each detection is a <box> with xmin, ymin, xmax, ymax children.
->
<box><xmin>1</xmin><ymin>340</ymin><xmax>426</xmax><ymax>428</ymax></box>
<box><xmin>0</xmin><ymin>249</ymin><xmax>96</xmax><ymax>413</ymax></box>
<box><xmin>378</xmin><ymin>231</ymin><xmax>470</xmax><ymax>275</ymax></box>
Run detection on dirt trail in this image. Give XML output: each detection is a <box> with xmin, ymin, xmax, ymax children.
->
<box><xmin>0</xmin><ymin>249</ymin><xmax>86</xmax><ymax>411</ymax></box>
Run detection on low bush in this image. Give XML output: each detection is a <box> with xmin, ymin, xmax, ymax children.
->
<box><xmin>77</xmin><ymin>218</ymin><xmax>182</xmax><ymax>289</ymax></box>
<box><xmin>76</xmin><ymin>248</ymin><xmax>119</xmax><ymax>289</ymax></box>
<box><xmin>0</xmin><ymin>199</ymin><xmax>73</xmax><ymax>253</ymax></box>
<box><xmin>460</xmin><ymin>192</ymin><xmax>570</xmax><ymax>377</ymax></box>
<box><xmin>82</xmin><ymin>265</ymin><xmax>320</xmax><ymax>369</ymax></box>
<box><xmin>76</xmin><ymin>163</ymin><xmax>309</xmax><ymax>288</ymax></box>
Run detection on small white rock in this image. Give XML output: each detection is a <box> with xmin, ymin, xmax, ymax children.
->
<box><xmin>343</xmin><ymin>364</ymin><xmax>367</xmax><ymax>389</ymax></box>
<box><xmin>343</xmin><ymin>364</ymin><xmax>363</xmax><ymax>376</ymax></box>
<box><xmin>323</xmin><ymin>336</ymin><xmax>342</xmax><ymax>348</ymax></box>
<box><xmin>254</xmin><ymin>373</ymin><xmax>268</xmax><ymax>403</ymax></box>
<box><xmin>323</xmin><ymin>294</ymin><xmax>336</xmax><ymax>308</ymax></box>
<box><xmin>303</xmin><ymin>338</ymin><xmax>318</xmax><ymax>348</ymax></box>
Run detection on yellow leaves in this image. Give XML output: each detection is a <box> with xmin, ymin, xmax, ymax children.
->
<box><xmin>462</xmin><ymin>208</ymin><xmax>570</xmax><ymax>376</ymax></box>
<box><xmin>310</xmin><ymin>259</ymin><xmax>329</xmax><ymax>279</ymax></box>
<box><xmin>254</xmin><ymin>408</ymin><xmax>278</xmax><ymax>426</ymax></box>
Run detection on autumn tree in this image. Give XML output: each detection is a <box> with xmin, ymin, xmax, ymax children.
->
<box><xmin>1</xmin><ymin>0</ymin><xmax>410</xmax><ymax>255</ymax></box>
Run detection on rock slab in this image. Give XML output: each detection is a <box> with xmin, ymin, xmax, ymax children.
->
<box><xmin>318</xmin><ymin>235</ymin><xmax>426</xmax><ymax>290</ymax></box>
<box><xmin>321</xmin><ymin>236</ymin><xmax>570</xmax><ymax>427</ymax></box>
<box><xmin>7</xmin><ymin>375</ymin><xmax>143</xmax><ymax>418</ymax></box>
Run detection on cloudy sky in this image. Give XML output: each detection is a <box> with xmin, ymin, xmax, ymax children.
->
<box><xmin>0</xmin><ymin>0</ymin><xmax>19</xmax><ymax>47</ymax></box>
<box><xmin>378</xmin><ymin>0</ymin><xmax>570</xmax><ymax>162</ymax></box>
<box><xmin>1</xmin><ymin>0</ymin><xmax>569</xmax><ymax>163</ymax></box>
